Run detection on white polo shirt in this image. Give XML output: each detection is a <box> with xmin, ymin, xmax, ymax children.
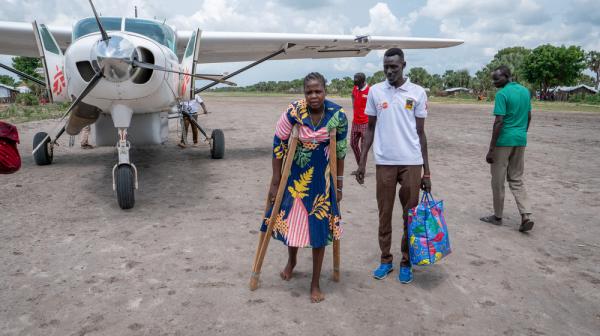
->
<box><xmin>365</xmin><ymin>79</ymin><xmax>428</xmax><ymax>165</ymax></box>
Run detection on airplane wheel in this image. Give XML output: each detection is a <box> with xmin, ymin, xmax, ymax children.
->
<box><xmin>210</xmin><ymin>129</ymin><xmax>225</xmax><ymax>159</ymax></box>
<box><xmin>32</xmin><ymin>132</ymin><xmax>53</xmax><ymax>165</ymax></box>
<box><xmin>116</xmin><ymin>165</ymin><xmax>135</xmax><ymax>209</ymax></box>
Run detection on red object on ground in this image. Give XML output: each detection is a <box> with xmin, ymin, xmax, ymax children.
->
<box><xmin>0</xmin><ymin>121</ymin><xmax>21</xmax><ymax>174</ymax></box>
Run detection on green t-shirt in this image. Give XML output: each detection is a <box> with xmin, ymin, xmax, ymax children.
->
<box><xmin>493</xmin><ymin>82</ymin><xmax>531</xmax><ymax>147</ymax></box>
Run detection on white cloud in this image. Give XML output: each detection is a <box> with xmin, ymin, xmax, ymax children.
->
<box><xmin>351</xmin><ymin>2</ymin><xmax>414</xmax><ymax>36</ymax></box>
<box><xmin>0</xmin><ymin>0</ymin><xmax>597</xmax><ymax>85</ymax></box>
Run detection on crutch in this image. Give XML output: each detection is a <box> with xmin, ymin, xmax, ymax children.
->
<box><xmin>328</xmin><ymin>128</ymin><xmax>341</xmax><ymax>282</ymax></box>
<box><xmin>249</xmin><ymin>125</ymin><xmax>299</xmax><ymax>291</ymax></box>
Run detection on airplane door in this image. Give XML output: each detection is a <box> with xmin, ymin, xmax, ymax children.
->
<box><xmin>179</xmin><ymin>29</ymin><xmax>202</xmax><ymax>100</ymax></box>
<box><xmin>32</xmin><ymin>21</ymin><xmax>69</xmax><ymax>103</ymax></box>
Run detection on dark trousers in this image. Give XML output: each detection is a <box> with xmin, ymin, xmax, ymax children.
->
<box><xmin>376</xmin><ymin>165</ymin><xmax>422</xmax><ymax>266</ymax></box>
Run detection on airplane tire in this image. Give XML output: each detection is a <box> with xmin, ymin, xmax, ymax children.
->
<box><xmin>210</xmin><ymin>129</ymin><xmax>225</xmax><ymax>159</ymax></box>
<box><xmin>116</xmin><ymin>165</ymin><xmax>135</xmax><ymax>209</ymax></box>
<box><xmin>32</xmin><ymin>132</ymin><xmax>53</xmax><ymax>165</ymax></box>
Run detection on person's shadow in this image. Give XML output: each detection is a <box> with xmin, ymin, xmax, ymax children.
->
<box><xmin>411</xmin><ymin>265</ymin><xmax>449</xmax><ymax>290</ymax></box>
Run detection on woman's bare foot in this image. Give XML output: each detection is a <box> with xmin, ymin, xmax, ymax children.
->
<box><xmin>280</xmin><ymin>261</ymin><xmax>296</xmax><ymax>281</ymax></box>
<box><xmin>310</xmin><ymin>285</ymin><xmax>325</xmax><ymax>303</ymax></box>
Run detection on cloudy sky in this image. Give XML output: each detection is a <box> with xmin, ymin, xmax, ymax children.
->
<box><xmin>1</xmin><ymin>0</ymin><xmax>599</xmax><ymax>85</ymax></box>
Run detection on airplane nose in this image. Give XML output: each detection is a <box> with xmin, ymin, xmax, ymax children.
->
<box><xmin>91</xmin><ymin>35</ymin><xmax>138</xmax><ymax>82</ymax></box>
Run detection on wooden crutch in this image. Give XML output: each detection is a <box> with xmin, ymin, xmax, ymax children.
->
<box><xmin>328</xmin><ymin>128</ymin><xmax>341</xmax><ymax>282</ymax></box>
<box><xmin>249</xmin><ymin>125</ymin><xmax>299</xmax><ymax>291</ymax></box>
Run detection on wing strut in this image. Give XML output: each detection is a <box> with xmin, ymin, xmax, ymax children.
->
<box><xmin>0</xmin><ymin>62</ymin><xmax>46</xmax><ymax>87</ymax></box>
<box><xmin>194</xmin><ymin>43</ymin><xmax>296</xmax><ymax>94</ymax></box>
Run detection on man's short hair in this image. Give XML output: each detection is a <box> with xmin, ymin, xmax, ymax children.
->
<box><xmin>494</xmin><ymin>65</ymin><xmax>512</xmax><ymax>78</ymax></box>
<box><xmin>354</xmin><ymin>72</ymin><xmax>366</xmax><ymax>81</ymax></box>
<box><xmin>384</xmin><ymin>48</ymin><xmax>405</xmax><ymax>60</ymax></box>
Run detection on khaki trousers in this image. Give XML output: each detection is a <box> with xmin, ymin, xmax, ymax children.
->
<box><xmin>376</xmin><ymin>165</ymin><xmax>422</xmax><ymax>266</ymax></box>
<box><xmin>80</xmin><ymin>125</ymin><xmax>91</xmax><ymax>146</ymax></box>
<box><xmin>181</xmin><ymin>114</ymin><xmax>199</xmax><ymax>144</ymax></box>
<box><xmin>491</xmin><ymin>146</ymin><xmax>531</xmax><ymax>218</ymax></box>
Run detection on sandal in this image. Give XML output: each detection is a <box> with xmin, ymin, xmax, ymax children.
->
<box><xmin>480</xmin><ymin>215</ymin><xmax>502</xmax><ymax>225</ymax></box>
<box><xmin>519</xmin><ymin>219</ymin><xmax>534</xmax><ymax>232</ymax></box>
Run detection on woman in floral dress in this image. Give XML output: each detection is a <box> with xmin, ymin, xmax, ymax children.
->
<box><xmin>261</xmin><ymin>72</ymin><xmax>348</xmax><ymax>303</ymax></box>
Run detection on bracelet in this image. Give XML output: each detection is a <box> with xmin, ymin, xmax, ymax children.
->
<box><xmin>336</xmin><ymin>188</ymin><xmax>343</xmax><ymax>192</ymax></box>
<box><xmin>336</xmin><ymin>176</ymin><xmax>344</xmax><ymax>180</ymax></box>
<box><xmin>422</xmin><ymin>174</ymin><xmax>431</xmax><ymax>178</ymax></box>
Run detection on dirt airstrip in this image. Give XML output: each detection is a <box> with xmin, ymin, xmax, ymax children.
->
<box><xmin>1</xmin><ymin>96</ymin><xmax>599</xmax><ymax>335</ymax></box>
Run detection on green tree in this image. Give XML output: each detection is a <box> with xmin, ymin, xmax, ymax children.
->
<box><xmin>488</xmin><ymin>47</ymin><xmax>531</xmax><ymax>83</ymax></box>
<box><xmin>12</xmin><ymin>56</ymin><xmax>42</xmax><ymax>79</ymax></box>
<box><xmin>0</xmin><ymin>74</ymin><xmax>16</xmax><ymax>87</ymax></box>
<box><xmin>429</xmin><ymin>74</ymin><xmax>443</xmax><ymax>92</ymax></box>
<box><xmin>523</xmin><ymin>44</ymin><xmax>586</xmax><ymax>97</ymax></box>
<box><xmin>586</xmin><ymin>50</ymin><xmax>600</xmax><ymax>87</ymax></box>
<box><xmin>443</xmin><ymin>69</ymin><xmax>471</xmax><ymax>88</ymax></box>
<box><xmin>472</xmin><ymin>65</ymin><xmax>495</xmax><ymax>95</ymax></box>
<box><xmin>368</xmin><ymin>71</ymin><xmax>385</xmax><ymax>85</ymax></box>
<box><xmin>407</xmin><ymin>67</ymin><xmax>432</xmax><ymax>87</ymax></box>
<box><xmin>577</xmin><ymin>73</ymin><xmax>596</xmax><ymax>87</ymax></box>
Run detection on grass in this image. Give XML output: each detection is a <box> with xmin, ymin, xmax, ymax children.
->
<box><xmin>0</xmin><ymin>103</ymin><xmax>68</xmax><ymax>123</ymax></box>
<box><xmin>429</xmin><ymin>96</ymin><xmax>600</xmax><ymax>113</ymax></box>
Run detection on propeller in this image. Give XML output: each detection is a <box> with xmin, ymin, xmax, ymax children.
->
<box><xmin>130</xmin><ymin>60</ymin><xmax>237</xmax><ymax>86</ymax></box>
<box><xmin>89</xmin><ymin>0</ymin><xmax>109</xmax><ymax>42</ymax></box>
<box><xmin>32</xmin><ymin>70</ymin><xmax>104</xmax><ymax>155</ymax></box>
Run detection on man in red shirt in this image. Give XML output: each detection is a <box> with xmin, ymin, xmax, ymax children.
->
<box><xmin>350</xmin><ymin>72</ymin><xmax>369</xmax><ymax>175</ymax></box>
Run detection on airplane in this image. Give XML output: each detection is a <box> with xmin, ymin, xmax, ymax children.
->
<box><xmin>0</xmin><ymin>0</ymin><xmax>463</xmax><ymax>210</ymax></box>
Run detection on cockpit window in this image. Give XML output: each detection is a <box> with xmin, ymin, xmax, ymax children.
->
<box><xmin>125</xmin><ymin>18</ymin><xmax>176</xmax><ymax>53</ymax></box>
<box><xmin>72</xmin><ymin>17</ymin><xmax>122</xmax><ymax>41</ymax></box>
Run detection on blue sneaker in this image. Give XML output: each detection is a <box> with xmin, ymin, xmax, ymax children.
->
<box><xmin>398</xmin><ymin>266</ymin><xmax>413</xmax><ymax>284</ymax></box>
<box><xmin>373</xmin><ymin>263</ymin><xmax>393</xmax><ymax>279</ymax></box>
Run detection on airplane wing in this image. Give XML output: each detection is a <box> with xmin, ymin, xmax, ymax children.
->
<box><xmin>0</xmin><ymin>21</ymin><xmax>71</xmax><ymax>57</ymax></box>
<box><xmin>178</xmin><ymin>31</ymin><xmax>463</xmax><ymax>64</ymax></box>
<box><xmin>0</xmin><ymin>20</ymin><xmax>463</xmax><ymax>62</ymax></box>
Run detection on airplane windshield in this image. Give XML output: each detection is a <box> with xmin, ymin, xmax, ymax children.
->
<box><xmin>125</xmin><ymin>18</ymin><xmax>176</xmax><ymax>53</ymax></box>
<box><xmin>72</xmin><ymin>17</ymin><xmax>122</xmax><ymax>40</ymax></box>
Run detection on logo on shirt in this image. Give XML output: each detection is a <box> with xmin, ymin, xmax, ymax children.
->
<box><xmin>377</xmin><ymin>101</ymin><xmax>389</xmax><ymax>110</ymax></box>
<box><xmin>405</xmin><ymin>99</ymin><xmax>414</xmax><ymax>110</ymax></box>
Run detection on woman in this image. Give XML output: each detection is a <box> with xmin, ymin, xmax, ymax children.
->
<box><xmin>261</xmin><ymin>72</ymin><xmax>348</xmax><ymax>303</ymax></box>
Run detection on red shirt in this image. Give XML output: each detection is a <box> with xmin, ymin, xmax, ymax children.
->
<box><xmin>352</xmin><ymin>84</ymin><xmax>370</xmax><ymax>124</ymax></box>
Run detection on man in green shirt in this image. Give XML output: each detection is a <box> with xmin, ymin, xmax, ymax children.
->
<box><xmin>480</xmin><ymin>65</ymin><xmax>534</xmax><ymax>232</ymax></box>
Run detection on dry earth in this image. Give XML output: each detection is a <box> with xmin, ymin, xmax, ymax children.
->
<box><xmin>1</xmin><ymin>96</ymin><xmax>599</xmax><ymax>336</ymax></box>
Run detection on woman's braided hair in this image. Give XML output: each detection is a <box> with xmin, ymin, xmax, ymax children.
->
<box><xmin>303</xmin><ymin>72</ymin><xmax>327</xmax><ymax>89</ymax></box>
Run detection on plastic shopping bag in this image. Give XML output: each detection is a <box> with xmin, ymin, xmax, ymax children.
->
<box><xmin>408</xmin><ymin>192</ymin><xmax>451</xmax><ymax>266</ymax></box>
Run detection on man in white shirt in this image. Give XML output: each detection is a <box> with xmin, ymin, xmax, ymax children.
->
<box><xmin>179</xmin><ymin>94</ymin><xmax>209</xmax><ymax>148</ymax></box>
<box><xmin>356</xmin><ymin>48</ymin><xmax>431</xmax><ymax>284</ymax></box>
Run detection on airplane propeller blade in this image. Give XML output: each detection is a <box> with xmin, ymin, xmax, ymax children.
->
<box><xmin>88</xmin><ymin>0</ymin><xmax>110</xmax><ymax>42</ymax></box>
<box><xmin>131</xmin><ymin>60</ymin><xmax>237</xmax><ymax>86</ymax></box>
<box><xmin>32</xmin><ymin>70</ymin><xmax>104</xmax><ymax>155</ymax></box>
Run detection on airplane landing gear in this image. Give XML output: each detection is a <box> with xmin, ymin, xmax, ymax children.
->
<box><xmin>115</xmin><ymin>164</ymin><xmax>136</xmax><ymax>209</ymax></box>
<box><xmin>112</xmin><ymin>128</ymin><xmax>138</xmax><ymax>209</ymax></box>
<box><xmin>210</xmin><ymin>129</ymin><xmax>225</xmax><ymax>159</ymax></box>
<box><xmin>179</xmin><ymin>108</ymin><xmax>225</xmax><ymax>159</ymax></box>
<box><xmin>32</xmin><ymin>132</ymin><xmax>53</xmax><ymax>165</ymax></box>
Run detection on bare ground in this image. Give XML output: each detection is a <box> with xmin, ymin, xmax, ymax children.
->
<box><xmin>1</xmin><ymin>96</ymin><xmax>599</xmax><ymax>336</ymax></box>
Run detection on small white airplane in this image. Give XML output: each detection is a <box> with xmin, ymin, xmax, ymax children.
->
<box><xmin>0</xmin><ymin>0</ymin><xmax>462</xmax><ymax>209</ymax></box>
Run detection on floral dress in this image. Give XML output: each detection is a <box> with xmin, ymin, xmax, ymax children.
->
<box><xmin>260</xmin><ymin>99</ymin><xmax>348</xmax><ymax>248</ymax></box>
